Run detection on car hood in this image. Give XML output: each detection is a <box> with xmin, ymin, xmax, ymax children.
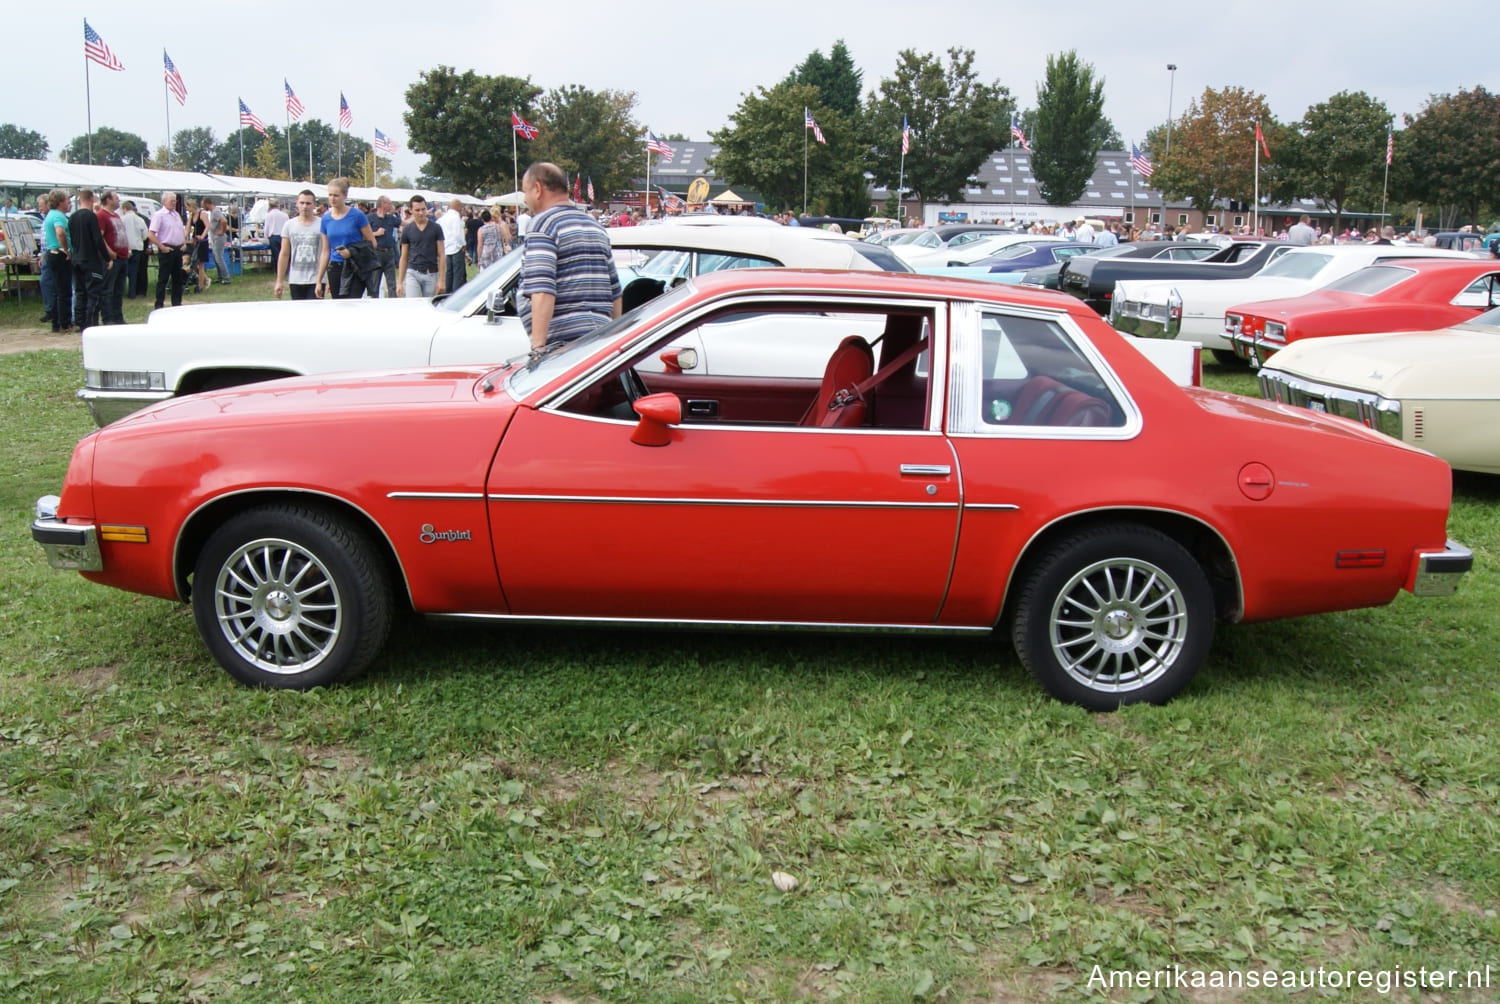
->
<box><xmin>107</xmin><ymin>364</ymin><xmax>505</xmax><ymax>429</ymax></box>
<box><xmin>1263</xmin><ymin>328</ymin><xmax>1500</xmax><ymax>397</ymax></box>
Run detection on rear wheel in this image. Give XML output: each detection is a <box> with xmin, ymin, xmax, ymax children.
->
<box><xmin>1011</xmin><ymin>525</ymin><xmax>1213</xmax><ymax>709</ymax></box>
<box><xmin>191</xmin><ymin>504</ymin><xmax>392</xmax><ymax>688</ymax></box>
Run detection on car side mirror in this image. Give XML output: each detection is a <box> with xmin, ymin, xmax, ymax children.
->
<box><xmin>486</xmin><ymin>287</ymin><xmax>515</xmax><ymax>320</ymax></box>
<box><xmin>659</xmin><ymin>346</ymin><xmax>698</xmax><ymax>373</ymax></box>
<box><xmin>630</xmin><ymin>392</ymin><xmax>681</xmax><ymax>447</ymax></box>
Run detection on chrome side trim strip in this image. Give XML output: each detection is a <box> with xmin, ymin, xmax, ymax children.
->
<box><xmin>427</xmin><ymin>612</ymin><xmax>993</xmax><ymax>634</ymax></box>
<box><xmin>962</xmin><ymin>503</ymin><xmax>1021</xmax><ymax>511</ymax></box>
<box><xmin>487</xmin><ymin>493</ymin><xmax>958</xmax><ymax>510</ymax></box>
<box><xmin>387</xmin><ymin>491</ymin><xmax>486</xmax><ymax>500</ymax></box>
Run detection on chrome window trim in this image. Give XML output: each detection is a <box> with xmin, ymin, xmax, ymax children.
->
<box><xmin>947</xmin><ymin>304</ymin><xmax>1143</xmax><ymax>440</ymax></box>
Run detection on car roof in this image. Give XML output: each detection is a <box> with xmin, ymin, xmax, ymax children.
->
<box><xmin>610</xmin><ymin>222</ymin><xmax>904</xmax><ymax>272</ymax></box>
<box><xmin>677</xmin><ymin>265</ymin><xmax>1090</xmax><ymax>313</ymax></box>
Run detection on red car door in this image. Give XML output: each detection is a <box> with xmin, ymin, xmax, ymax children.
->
<box><xmin>485</xmin><ymin>407</ymin><xmax>962</xmax><ymax>625</ymax></box>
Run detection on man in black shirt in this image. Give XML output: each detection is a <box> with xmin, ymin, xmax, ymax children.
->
<box><xmin>68</xmin><ymin>189</ymin><xmax>113</xmax><ymax>331</ymax></box>
<box><xmin>369</xmin><ymin>195</ymin><xmax>402</xmax><ymax>298</ymax></box>
<box><xmin>397</xmin><ymin>195</ymin><xmax>446</xmax><ymax>298</ymax></box>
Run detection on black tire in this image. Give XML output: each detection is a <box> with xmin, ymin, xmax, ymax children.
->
<box><xmin>1011</xmin><ymin>524</ymin><xmax>1214</xmax><ymax>710</ymax></box>
<box><xmin>1210</xmin><ymin>348</ymin><xmax>1248</xmax><ymax>368</ymax></box>
<box><xmin>191</xmin><ymin>504</ymin><xmax>392</xmax><ymax>689</ymax></box>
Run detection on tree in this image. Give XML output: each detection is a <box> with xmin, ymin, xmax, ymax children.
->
<box><xmin>863</xmin><ymin>48</ymin><xmax>1011</xmax><ymax>207</ymax></box>
<box><xmin>169</xmin><ymin>126</ymin><xmax>218</xmax><ymax>173</ymax></box>
<box><xmin>0</xmin><ymin>123</ymin><xmax>48</xmax><ymax>160</ymax></box>
<box><xmin>1030</xmin><ymin>51</ymin><xmax>1107</xmax><ymax>206</ymax></box>
<box><xmin>348</xmin><ymin>146</ymin><xmax>394</xmax><ymax>189</ymax></box>
<box><xmin>251</xmin><ymin>139</ymin><xmax>288</xmax><ymax>181</ymax></box>
<box><xmin>711</xmin><ymin>81</ymin><xmax>868</xmax><ymax>216</ymax></box>
<box><xmin>62</xmin><ymin>126</ymin><xmax>149</xmax><ymax>167</ymax></box>
<box><xmin>785</xmin><ymin>40</ymin><xmax>862</xmax><ymax>117</ymax></box>
<box><xmin>1148</xmin><ymin>86</ymin><xmax>1277</xmax><ymax>216</ymax></box>
<box><xmin>1392</xmin><ymin>86</ymin><xmax>1500</xmax><ymax>231</ymax></box>
<box><xmin>404</xmin><ymin>65</ymin><xmax>542</xmax><ymax>194</ymax></box>
<box><xmin>534</xmin><ymin>85</ymin><xmax>641</xmax><ymax>203</ymax></box>
<box><xmin>1272</xmin><ymin>91</ymin><xmax>1391</xmax><ymax>236</ymax></box>
<box><xmin>215</xmin><ymin>126</ymin><xmax>284</xmax><ymax>176</ymax></box>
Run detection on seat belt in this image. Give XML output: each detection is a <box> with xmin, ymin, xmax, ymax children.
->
<box><xmin>829</xmin><ymin>338</ymin><xmax>929</xmax><ymax>411</ymax></box>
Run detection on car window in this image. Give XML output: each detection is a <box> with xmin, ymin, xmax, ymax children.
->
<box><xmin>1053</xmin><ymin>247</ymin><xmax>1091</xmax><ymax>261</ymax></box>
<box><xmin>848</xmin><ymin>243</ymin><xmax>915</xmax><ymax>273</ymax></box>
<box><xmin>1258</xmin><ymin>251</ymin><xmax>1333</xmax><ymax>280</ymax></box>
<box><xmin>1454</xmin><ymin>273</ymin><xmax>1500</xmax><ymax>308</ymax></box>
<box><xmin>974</xmin><ymin>312</ymin><xmax>1124</xmax><ymax>428</ymax></box>
<box><xmin>696</xmin><ymin>252</ymin><xmax>780</xmax><ymax>274</ymax></box>
<box><xmin>1167</xmin><ymin>246</ymin><xmax>1217</xmax><ymax>260</ymax></box>
<box><xmin>1322</xmin><ymin>265</ymin><xmax>1416</xmax><ymax>295</ymax></box>
<box><xmin>556</xmin><ymin>301</ymin><xmax>937</xmax><ymax>431</ymax></box>
<box><xmin>436</xmin><ymin>246</ymin><xmax>524</xmax><ymax>314</ymax></box>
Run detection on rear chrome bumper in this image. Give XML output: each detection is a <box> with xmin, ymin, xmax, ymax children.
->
<box><xmin>77</xmin><ymin>388</ymin><xmax>172</xmax><ymax>427</ymax></box>
<box><xmin>1412</xmin><ymin>540</ymin><xmax>1473</xmax><ymax>597</ymax></box>
<box><xmin>32</xmin><ymin>495</ymin><xmax>102</xmax><ymax>571</ymax></box>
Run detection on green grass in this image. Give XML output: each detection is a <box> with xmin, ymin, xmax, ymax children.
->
<box><xmin>0</xmin><ymin>260</ymin><xmax>281</xmax><ymax>332</ymax></box>
<box><xmin>3</xmin><ymin>346</ymin><xmax>1499</xmax><ymax>1001</ymax></box>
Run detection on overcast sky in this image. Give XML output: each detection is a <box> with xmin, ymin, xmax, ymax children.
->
<box><xmin>10</xmin><ymin>0</ymin><xmax>1492</xmax><ymax>185</ymax></box>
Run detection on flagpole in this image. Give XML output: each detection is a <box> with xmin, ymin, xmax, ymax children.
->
<box><xmin>1380</xmin><ymin>126</ymin><xmax>1391</xmax><ymax>221</ymax></box>
<box><xmin>239</xmin><ymin>107</ymin><xmax>245</xmax><ymax>177</ymax></box>
<box><xmin>84</xmin><ymin>23</ymin><xmax>94</xmax><ymax>164</ymax></box>
<box><xmin>164</xmin><ymin>72</ymin><xmax>171</xmax><ymax>169</ymax></box>
<box><xmin>513</xmin><ymin>126</ymin><xmax>519</xmax><ymax>196</ymax></box>
<box><xmin>645</xmin><ymin>147</ymin><xmax>652</xmax><ymax>217</ymax></box>
<box><xmin>897</xmin><ymin>121</ymin><xmax>906</xmax><ymax>222</ymax></box>
<box><xmin>1253</xmin><ymin>120</ymin><xmax>1260</xmax><ymax>236</ymax></box>
<box><xmin>286</xmin><ymin>102</ymin><xmax>294</xmax><ymax>182</ymax></box>
<box><xmin>802</xmin><ymin>123</ymin><xmax>808</xmax><ymax>217</ymax></box>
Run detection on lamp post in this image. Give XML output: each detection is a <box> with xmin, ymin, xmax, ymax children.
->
<box><xmin>1165</xmin><ymin>64</ymin><xmax>1177</xmax><ymax>158</ymax></box>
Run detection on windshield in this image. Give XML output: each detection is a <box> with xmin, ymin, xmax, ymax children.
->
<box><xmin>506</xmin><ymin>279</ymin><xmax>699</xmax><ymax>399</ymax></box>
<box><xmin>436</xmin><ymin>246</ymin><xmax>524</xmax><ymax>314</ymax></box>
<box><xmin>1322</xmin><ymin>265</ymin><xmax>1415</xmax><ymax>296</ymax></box>
<box><xmin>1257</xmin><ymin>251</ymin><xmax>1333</xmax><ymax>280</ymax></box>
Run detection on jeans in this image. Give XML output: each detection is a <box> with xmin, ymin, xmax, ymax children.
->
<box><xmin>288</xmin><ymin>283</ymin><xmax>316</xmax><ymax>300</ymax></box>
<box><xmin>377</xmin><ymin>248</ymin><xmax>397</xmax><ymax>297</ymax></box>
<box><xmin>210</xmin><ymin>235</ymin><xmax>231</xmax><ymax>282</ymax></box>
<box><xmin>403</xmin><ymin>269</ymin><xmax>438</xmax><ymax>298</ymax></box>
<box><xmin>127</xmin><ymin>250</ymin><xmax>147</xmax><ymax>298</ymax></box>
<box><xmin>154</xmin><ymin>248</ymin><xmax>185</xmax><ymax>308</ymax></box>
<box><xmin>267</xmin><ymin>235</ymin><xmax>282</xmax><ymax>273</ymax></box>
<box><xmin>445</xmin><ymin>251</ymin><xmax>466</xmax><ymax>293</ymax></box>
<box><xmin>41</xmin><ymin>253</ymin><xmax>57</xmax><ymax>321</ymax></box>
<box><xmin>45</xmin><ymin>251</ymin><xmax>71</xmax><ymax>328</ymax></box>
<box><xmin>72</xmin><ymin>260</ymin><xmax>107</xmax><ymax>331</ymax></box>
<box><xmin>103</xmin><ymin>258</ymin><xmax>128</xmax><ymax>322</ymax></box>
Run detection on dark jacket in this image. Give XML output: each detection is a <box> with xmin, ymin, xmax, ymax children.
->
<box><xmin>339</xmin><ymin>241</ymin><xmax>382</xmax><ymax>297</ymax></box>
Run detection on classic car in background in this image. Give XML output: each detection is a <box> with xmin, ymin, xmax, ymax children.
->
<box><xmin>928</xmin><ymin>241</ymin><xmax>1098</xmax><ymax>282</ymax></box>
<box><xmin>77</xmin><ymin>222</ymin><xmax>910</xmax><ymax>426</ymax></box>
<box><xmin>1061</xmin><ymin>240</ymin><xmax>1289</xmax><ymax>315</ymax></box>
<box><xmin>34</xmin><ymin>269</ymin><xmax>1471</xmax><ymax>709</ymax></box>
<box><xmin>898</xmin><ymin>234</ymin><xmax>1069</xmax><ymax>268</ymax></box>
<box><xmin>1110</xmin><ymin>246</ymin><xmax>1472</xmax><ymax>364</ymax></box>
<box><xmin>1226</xmin><ymin>258</ymin><xmax>1500</xmax><ymax>364</ymax></box>
<box><xmin>1258</xmin><ymin>304</ymin><xmax>1500</xmax><ymax>474</ymax></box>
<box><xmin>1019</xmin><ymin>241</ymin><xmax>1219</xmax><ymax>291</ymax></box>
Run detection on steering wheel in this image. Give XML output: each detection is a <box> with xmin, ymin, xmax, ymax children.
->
<box><xmin>618</xmin><ymin>368</ymin><xmax>649</xmax><ymax>404</ymax></box>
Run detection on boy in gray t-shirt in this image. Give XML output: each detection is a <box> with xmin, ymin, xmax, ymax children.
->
<box><xmin>275</xmin><ymin>190</ymin><xmax>329</xmax><ymax>300</ymax></box>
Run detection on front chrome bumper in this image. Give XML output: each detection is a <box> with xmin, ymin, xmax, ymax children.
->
<box><xmin>31</xmin><ymin>495</ymin><xmax>102</xmax><ymax>571</ymax></box>
<box><xmin>1412</xmin><ymin>541</ymin><xmax>1473</xmax><ymax>597</ymax></box>
<box><xmin>76</xmin><ymin>388</ymin><xmax>172</xmax><ymax>427</ymax></box>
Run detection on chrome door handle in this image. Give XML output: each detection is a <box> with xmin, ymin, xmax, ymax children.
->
<box><xmin>899</xmin><ymin>464</ymin><xmax>951</xmax><ymax>476</ymax></box>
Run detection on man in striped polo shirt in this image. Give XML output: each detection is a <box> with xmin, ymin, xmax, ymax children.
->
<box><xmin>519</xmin><ymin>162</ymin><xmax>621</xmax><ymax>356</ymax></box>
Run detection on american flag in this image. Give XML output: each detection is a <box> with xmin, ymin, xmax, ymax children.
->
<box><xmin>83</xmin><ymin>20</ymin><xmax>125</xmax><ymax>71</ymax></box>
<box><xmin>374</xmin><ymin>129</ymin><xmax>398</xmax><ymax>154</ymax></box>
<box><xmin>804</xmin><ymin>107</ymin><xmax>826</xmax><ymax>145</ymax></box>
<box><xmin>657</xmin><ymin>186</ymin><xmax>686</xmax><ymax>211</ymax></box>
<box><xmin>339</xmin><ymin>93</ymin><xmax>352</xmax><ymax>129</ymax></box>
<box><xmin>1010</xmin><ymin>115</ymin><xmax>1031</xmax><ymax>154</ymax></box>
<box><xmin>645</xmin><ymin>131</ymin><xmax>674</xmax><ymax>161</ymax></box>
<box><xmin>901</xmin><ymin>115</ymin><xmax>911</xmax><ymax>156</ymax></box>
<box><xmin>1385</xmin><ymin>127</ymin><xmax>1394</xmax><ymax>166</ymax></box>
<box><xmin>239</xmin><ymin>99</ymin><xmax>267</xmax><ymax>137</ymax></box>
<box><xmin>587</xmin><ymin>177</ymin><xmax>595</xmax><ymax>202</ymax></box>
<box><xmin>285</xmin><ymin>79</ymin><xmax>304</xmax><ymax>121</ymax></box>
<box><xmin>511</xmin><ymin>111</ymin><xmax>538</xmax><ymax>140</ymax></box>
<box><xmin>1129</xmin><ymin>144</ymin><xmax>1153</xmax><ymax>179</ymax></box>
<box><xmin>163</xmin><ymin>50</ymin><xmax>187</xmax><ymax>105</ymax></box>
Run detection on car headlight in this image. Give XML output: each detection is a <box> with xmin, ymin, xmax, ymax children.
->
<box><xmin>85</xmin><ymin>369</ymin><xmax>167</xmax><ymax>392</ymax></box>
<box><xmin>1264</xmin><ymin>321</ymin><xmax>1286</xmax><ymax>343</ymax></box>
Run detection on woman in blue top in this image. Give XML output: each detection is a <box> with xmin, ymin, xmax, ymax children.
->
<box><xmin>318</xmin><ymin>178</ymin><xmax>376</xmax><ymax>299</ymax></box>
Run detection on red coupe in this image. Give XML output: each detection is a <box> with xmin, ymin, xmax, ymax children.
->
<box><xmin>1227</xmin><ymin>258</ymin><xmax>1500</xmax><ymax>364</ymax></box>
<box><xmin>32</xmin><ymin>270</ymin><xmax>1472</xmax><ymax>709</ymax></box>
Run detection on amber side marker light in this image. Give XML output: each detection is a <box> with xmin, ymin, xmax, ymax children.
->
<box><xmin>99</xmin><ymin>525</ymin><xmax>149</xmax><ymax>544</ymax></box>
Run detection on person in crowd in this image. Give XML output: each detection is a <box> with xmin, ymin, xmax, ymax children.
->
<box><xmin>476</xmin><ymin>209</ymin><xmax>504</xmax><ymax>269</ymax></box>
<box><xmin>367</xmin><ymin>195</ymin><xmax>402</xmax><ymax>297</ymax></box>
<box><xmin>438</xmin><ymin>198</ymin><xmax>468</xmax><ymax>292</ymax></box>
<box><xmin>317</xmin><ymin>177</ymin><xmax>376</xmax><ymax>299</ymax></box>
<box><xmin>95</xmin><ymin>190</ymin><xmax>129</xmax><ymax>323</ymax></box>
<box><xmin>518</xmin><ymin>162</ymin><xmax>621</xmax><ymax>355</ymax></box>
<box><xmin>498</xmin><ymin>211</ymin><xmax>515</xmax><ymax>254</ymax></box>
<box><xmin>1095</xmin><ymin>221</ymin><xmax>1119</xmax><ymax>247</ymax></box>
<box><xmin>396</xmin><ymin>194</ymin><xmax>445</xmax><ymax>298</ymax></box>
<box><xmin>464</xmin><ymin>207</ymin><xmax>482</xmax><ymax>264</ymax></box>
<box><xmin>515</xmin><ymin>203</ymin><xmax>532</xmax><ymax>243</ymax></box>
<box><xmin>184</xmin><ymin>199</ymin><xmax>209</xmax><ymax>292</ymax></box>
<box><xmin>203</xmin><ymin>196</ymin><xmax>232</xmax><ymax>286</ymax></box>
<box><xmin>42</xmin><ymin>189</ymin><xmax>72</xmax><ymax>331</ymax></box>
<box><xmin>68</xmin><ymin>189</ymin><xmax>113</xmax><ymax>331</ymax></box>
<box><xmin>1373</xmin><ymin>226</ymin><xmax>1395</xmax><ymax>246</ymax></box>
<box><xmin>119</xmin><ymin>200</ymin><xmax>149</xmax><ymax>300</ymax></box>
<box><xmin>275</xmin><ymin>189</ymin><xmax>328</xmax><ymax>301</ymax></box>
<box><xmin>263</xmin><ymin>199</ymin><xmax>289</xmax><ymax>274</ymax></box>
<box><xmin>1073</xmin><ymin>216</ymin><xmax>1094</xmax><ymax>244</ymax></box>
<box><xmin>147</xmin><ymin>192</ymin><xmax>188</xmax><ymax>309</ymax></box>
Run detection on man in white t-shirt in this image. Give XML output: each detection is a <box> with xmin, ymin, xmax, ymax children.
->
<box><xmin>1073</xmin><ymin>216</ymin><xmax>1095</xmax><ymax>244</ymax></box>
<box><xmin>263</xmin><ymin>200</ymin><xmax>290</xmax><ymax>270</ymax></box>
<box><xmin>275</xmin><ymin>189</ymin><xmax>329</xmax><ymax>301</ymax></box>
<box><xmin>438</xmin><ymin>198</ymin><xmax>467</xmax><ymax>292</ymax></box>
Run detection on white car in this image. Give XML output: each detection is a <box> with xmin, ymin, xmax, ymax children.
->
<box><xmin>78</xmin><ymin>223</ymin><xmax>910</xmax><ymax>425</ymax></box>
<box><xmin>1109</xmin><ymin>245</ymin><xmax>1472</xmax><ymax>361</ymax></box>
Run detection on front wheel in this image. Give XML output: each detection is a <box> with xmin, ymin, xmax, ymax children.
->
<box><xmin>191</xmin><ymin>504</ymin><xmax>392</xmax><ymax>688</ymax></box>
<box><xmin>1011</xmin><ymin>525</ymin><xmax>1214</xmax><ymax>709</ymax></box>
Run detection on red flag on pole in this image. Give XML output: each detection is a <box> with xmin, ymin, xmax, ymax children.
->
<box><xmin>1255</xmin><ymin>122</ymin><xmax>1271</xmax><ymax>158</ymax></box>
